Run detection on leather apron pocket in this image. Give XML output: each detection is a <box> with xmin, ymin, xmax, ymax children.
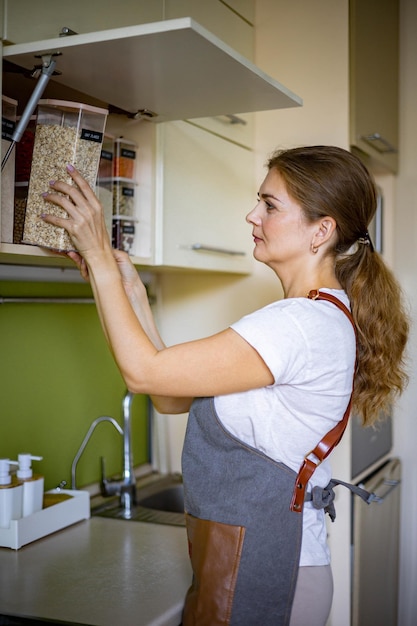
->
<box><xmin>183</xmin><ymin>512</ymin><xmax>246</xmax><ymax>626</ymax></box>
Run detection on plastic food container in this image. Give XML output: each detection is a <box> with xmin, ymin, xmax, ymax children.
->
<box><xmin>23</xmin><ymin>99</ymin><xmax>108</xmax><ymax>251</ymax></box>
<box><xmin>112</xmin><ymin>217</ymin><xmax>136</xmax><ymax>254</ymax></box>
<box><xmin>113</xmin><ymin>138</ymin><xmax>136</xmax><ymax>179</ymax></box>
<box><xmin>15</xmin><ymin>115</ymin><xmax>36</xmax><ymax>182</ymax></box>
<box><xmin>1</xmin><ymin>96</ymin><xmax>17</xmax><ymax>244</ymax></box>
<box><xmin>13</xmin><ymin>182</ymin><xmax>28</xmax><ymax>244</ymax></box>
<box><xmin>95</xmin><ymin>133</ymin><xmax>114</xmax><ymax>240</ymax></box>
<box><xmin>112</xmin><ymin>180</ymin><xmax>135</xmax><ymax>216</ymax></box>
<box><xmin>97</xmin><ymin>133</ymin><xmax>114</xmax><ymax>180</ymax></box>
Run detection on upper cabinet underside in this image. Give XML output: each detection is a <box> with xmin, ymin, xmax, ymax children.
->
<box><xmin>3</xmin><ymin>19</ymin><xmax>302</xmax><ymax>123</ymax></box>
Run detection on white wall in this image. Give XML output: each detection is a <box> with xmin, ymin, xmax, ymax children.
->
<box><xmin>393</xmin><ymin>0</ymin><xmax>417</xmax><ymax>623</ymax></box>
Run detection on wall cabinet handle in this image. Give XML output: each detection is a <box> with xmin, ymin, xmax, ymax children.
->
<box><xmin>361</xmin><ymin>133</ymin><xmax>398</xmax><ymax>154</ymax></box>
<box><xmin>189</xmin><ymin>243</ymin><xmax>246</xmax><ymax>256</ymax></box>
<box><xmin>220</xmin><ymin>114</ymin><xmax>247</xmax><ymax>125</ymax></box>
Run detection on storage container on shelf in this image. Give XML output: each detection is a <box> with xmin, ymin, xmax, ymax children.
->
<box><xmin>13</xmin><ymin>182</ymin><xmax>28</xmax><ymax>244</ymax></box>
<box><xmin>23</xmin><ymin>99</ymin><xmax>108</xmax><ymax>251</ymax></box>
<box><xmin>112</xmin><ymin>216</ymin><xmax>137</xmax><ymax>255</ymax></box>
<box><xmin>15</xmin><ymin>115</ymin><xmax>36</xmax><ymax>182</ymax></box>
<box><xmin>1</xmin><ymin>95</ymin><xmax>17</xmax><ymax>244</ymax></box>
<box><xmin>112</xmin><ymin>179</ymin><xmax>135</xmax><ymax>216</ymax></box>
<box><xmin>113</xmin><ymin>138</ymin><xmax>137</xmax><ymax>179</ymax></box>
<box><xmin>95</xmin><ymin>133</ymin><xmax>114</xmax><ymax>240</ymax></box>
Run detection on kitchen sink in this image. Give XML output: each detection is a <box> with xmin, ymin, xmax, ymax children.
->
<box><xmin>91</xmin><ymin>473</ymin><xmax>185</xmax><ymax>526</ymax></box>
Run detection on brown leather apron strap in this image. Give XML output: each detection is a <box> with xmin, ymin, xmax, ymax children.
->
<box><xmin>290</xmin><ymin>289</ymin><xmax>357</xmax><ymax>513</ymax></box>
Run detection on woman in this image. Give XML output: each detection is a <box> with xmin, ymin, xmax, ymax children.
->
<box><xmin>42</xmin><ymin>145</ymin><xmax>409</xmax><ymax>626</ymax></box>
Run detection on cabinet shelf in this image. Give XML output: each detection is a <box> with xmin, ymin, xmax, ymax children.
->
<box><xmin>1</xmin><ymin>17</ymin><xmax>302</xmax><ymax>272</ymax></box>
<box><xmin>0</xmin><ymin>243</ymin><xmax>76</xmax><ymax>267</ymax></box>
<box><xmin>3</xmin><ymin>18</ymin><xmax>302</xmax><ymax>122</ymax></box>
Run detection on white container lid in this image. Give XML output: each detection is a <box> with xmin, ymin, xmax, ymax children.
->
<box><xmin>38</xmin><ymin>99</ymin><xmax>108</xmax><ymax>116</ymax></box>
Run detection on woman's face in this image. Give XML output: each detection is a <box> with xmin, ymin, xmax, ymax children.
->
<box><xmin>246</xmin><ymin>169</ymin><xmax>315</xmax><ymax>270</ymax></box>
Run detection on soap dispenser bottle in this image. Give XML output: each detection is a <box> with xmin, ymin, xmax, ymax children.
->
<box><xmin>17</xmin><ymin>454</ymin><xmax>44</xmax><ymax>517</ymax></box>
<box><xmin>0</xmin><ymin>459</ymin><xmax>23</xmax><ymax>528</ymax></box>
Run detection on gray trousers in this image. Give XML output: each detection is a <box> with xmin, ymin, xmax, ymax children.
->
<box><xmin>289</xmin><ymin>565</ymin><xmax>333</xmax><ymax>626</ymax></box>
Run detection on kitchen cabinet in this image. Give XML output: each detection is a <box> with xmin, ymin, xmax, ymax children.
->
<box><xmin>349</xmin><ymin>0</ymin><xmax>399</xmax><ymax>173</ymax></box>
<box><xmin>2</xmin><ymin>0</ymin><xmax>161</xmax><ymax>43</ymax></box>
<box><xmin>1</xmin><ymin>16</ymin><xmax>301</xmax><ymax>271</ymax></box>
<box><xmin>222</xmin><ymin>0</ymin><xmax>254</xmax><ymax>23</ymax></box>
<box><xmin>154</xmin><ymin>119</ymin><xmax>254</xmax><ymax>272</ymax></box>
<box><xmin>104</xmin><ymin>114</ymin><xmax>254</xmax><ymax>273</ymax></box>
<box><xmin>165</xmin><ymin>0</ymin><xmax>255</xmax><ymax>59</ymax></box>
<box><xmin>4</xmin><ymin>0</ymin><xmax>254</xmax><ymax>59</ymax></box>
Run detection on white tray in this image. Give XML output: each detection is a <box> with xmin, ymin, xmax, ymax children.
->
<box><xmin>0</xmin><ymin>489</ymin><xmax>90</xmax><ymax>550</ymax></box>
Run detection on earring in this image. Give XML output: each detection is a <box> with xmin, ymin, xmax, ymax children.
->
<box><xmin>311</xmin><ymin>243</ymin><xmax>319</xmax><ymax>254</ymax></box>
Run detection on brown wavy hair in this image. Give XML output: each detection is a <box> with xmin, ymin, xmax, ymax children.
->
<box><xmin>267</xmin><ymin>145</ymin><xmax>409</xmax><ymax>426</ymax></box>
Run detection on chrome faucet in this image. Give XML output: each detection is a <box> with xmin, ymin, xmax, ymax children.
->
<box><xmin>71</xmin><ymin>390</ymin><xmax>141</xmax><ymax>515</ymax></box>
<box><xmin>71</xmin><ymin>415</ymin><xmax>124</xmax><ymax>490</ymax></box>
<box><xmin>100</xmin><ymin>390</ymin><xmax>137</xmax><ymax>513</ymax></box>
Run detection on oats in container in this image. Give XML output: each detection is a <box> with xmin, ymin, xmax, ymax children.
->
<box><xmin>23</xmin><ymin>99</ymin><xmax>108</xmax><ymax>251</ymax></box>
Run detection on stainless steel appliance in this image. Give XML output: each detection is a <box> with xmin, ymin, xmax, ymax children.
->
<box><xmin>351</xmin><ymin>413</ymin><xmax>392</xmax><ymax>479</ymax></box>
<box><xmin>351</xmin><ymin>458</ymin><xmax>401</xmax><ymax>626</ymax></box>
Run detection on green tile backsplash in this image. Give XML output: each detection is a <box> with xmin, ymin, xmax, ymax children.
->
<box><xmin>0</xmin><ymin>279</ymin><xmax>149</xmax><ymax>491</ymax></box>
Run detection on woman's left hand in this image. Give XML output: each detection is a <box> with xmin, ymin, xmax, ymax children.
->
<box><xmin>41</xmin><ymin>164</ymin><xmax>112</xmax><ymax>263</ymax></box>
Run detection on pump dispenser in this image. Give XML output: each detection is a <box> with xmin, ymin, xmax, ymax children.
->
<box><xmin>17</xmin><ymin>454</ymin><xmax>44</xmax><ymax>517</ymax></box>
<box><xmin>0</xmin><ymin>459</ymin><xmax>23</xmax><ymax>528</ymax></box>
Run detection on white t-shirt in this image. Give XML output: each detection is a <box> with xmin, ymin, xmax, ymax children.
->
<box><xmin>214</xmin><ymin>289</ymin><xmax>356</xmax><ymax>566</ymax></box>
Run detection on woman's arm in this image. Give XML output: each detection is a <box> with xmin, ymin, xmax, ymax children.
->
<box><xmin>109</xmin><ymin>250</ymin><xmax>194</xmax><ymax>414</ymax></box>
<box><xmin>66</xmin><ymin>221</ymin><xmax>193</xmax><ymax>414</ymax></box>
<box><xmin>41</xmin><ymin>167</ymin><xmax>273</xmax><ymax>403</ymax></box>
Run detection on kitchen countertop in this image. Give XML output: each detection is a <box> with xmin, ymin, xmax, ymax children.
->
<box><xmin>0</xmin><ymin>517</ymin><xmax>192</xmax><ymax>626</ymax></box>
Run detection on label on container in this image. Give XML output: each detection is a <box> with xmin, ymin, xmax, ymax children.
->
<box><xmin>2</xmin><ymin>117</ymin><xmax>15</xmax><ymax>142</ymax></box>
<box><xmin>122</xmin><ymin>186</ymin><xmax>134</xmax><ymax>197</ymax></box>
<box><xmin>100</xmin><ymin>149</ymin><xmax>113</xmax><ymax>161</ymax></box>
<box><xmin>121</xmin><ymin>147</ymin><xmax>136</xmax><ymax>160</ymax></box>
<box><xmin>81</xmin><ymin>129</ymin><xmax>103</xmax><ymax>143</ymax></box>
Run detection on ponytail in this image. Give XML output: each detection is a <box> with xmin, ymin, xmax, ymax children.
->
<box><xmin>336</xmin><ymin>244</ymin><xmax>409</xmax><ymax>425</ymax></box>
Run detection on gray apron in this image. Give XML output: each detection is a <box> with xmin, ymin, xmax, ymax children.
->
<box><xmin>181</xmin><ymin>291</ymin><xmax>376</xmax><ymax>625</ymax></box>
<box><xmin>182</xmin><ymin>396</ymin><xmax>303</xmax><ymax>626</ymax></box>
